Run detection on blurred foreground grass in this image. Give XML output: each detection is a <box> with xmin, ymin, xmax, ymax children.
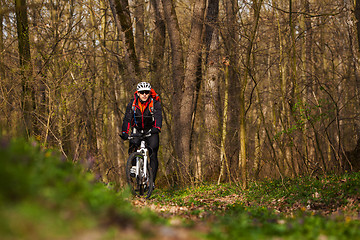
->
<box><xmin>0</xmin><ymin>137</ymin><xmax>161</xmax><ymax>239</ymax></box>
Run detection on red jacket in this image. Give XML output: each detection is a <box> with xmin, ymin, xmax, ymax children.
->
<box><xmin>122</xmin><ymin>91</ymin><xmax>162</xmax><ymax>134</ymax></box>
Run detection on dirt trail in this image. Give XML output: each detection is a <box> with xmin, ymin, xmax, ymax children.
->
<box><xmin>132</xmin><ymin>193</ymin><xmax>242</xmax><ymax>218</ymax></box>
<box><xmin>127</xmin><ymin>194</ymin><xmax>244</xmax><ymax>240</ymax></box>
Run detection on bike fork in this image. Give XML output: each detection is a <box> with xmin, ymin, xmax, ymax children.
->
<box><xmin>135</xmin><ymin>158</ymin><xmax>140</xmax><ymax>177</ymax></box>
<box><xmin>135</xmin><ymin>154</ymin><xmax>147</xmax><ymax>181</ymax></box>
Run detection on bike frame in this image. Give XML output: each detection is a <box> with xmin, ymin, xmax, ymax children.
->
<box><xmin>135</xmin><ymin>139</ymin><xmax>149</xmax><ymax>179</ymax></box>
<box><xmin>130</xmin><ymin>129</ymin><xmax>151</xmax><ymax>180</ymax></box>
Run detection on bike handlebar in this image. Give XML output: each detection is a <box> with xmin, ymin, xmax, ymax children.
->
<box><xmin>127</xmin><ymin>130</ymin><xmax>151</xmax><ymax>140</ymax></box>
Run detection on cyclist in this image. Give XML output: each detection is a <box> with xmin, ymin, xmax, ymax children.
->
<box><xmin>120</xmin><ymin>82</ymin><xmax>162</xmax><ymax>188</ymax></box>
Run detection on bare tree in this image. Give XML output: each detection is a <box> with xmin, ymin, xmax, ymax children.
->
<box><xmin>353</xmin><ymin>0</ymin><xmax>360</xmax><ymax>107</ymax></box>
<box><xmin>150</xmin><ymin>0</ymin><xmax>165</xmax><ymax>89</ymax></box>
<box><xmin>109</xmin><ymin>0</ymin><xmax>139</xmax><ymax>88</ymax></box>
<box><xmin>178</xmin><ymin>0</ymin><xmax>206</xmax><ymax>184</ymax></box>
<box><xmin>15</xmin><ymin>0</ymin><xmax>35</xmax><ymax>136</ymax></box>
<box><xmin>203</xmin><ymin>0</ymin><xmax>220</xmax><ymax>181</ymax></box>
<box><xmin>0</xmin><ymin>0</ymin><xmax>4</xmax><ymax>79</ymax></box>
<box><xmin>133</xmin><ymin>0</ymin><xmax>146</xmax><ymax>73</ymax></box>
<box><xmin>223</xmin><ymin>0</ymin><xmax>240</xmax><ymax>181</ymax></box>
<box><xmin>355</xmin><ymin>0</ymin><xmax>360</xmax><ymax>51</ymax></box>
<box><xmin>161</xmin><ymin>0</ymin><xmax>185</xmax><ymax>183</ymax></box>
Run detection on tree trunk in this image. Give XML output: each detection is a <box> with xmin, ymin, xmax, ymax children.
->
<box><xmin>287</xmin><ymin>0</ymin><xmax>298</xmax><ymax>176</ymax></box>
<box><xmin>150</xmin><ymin>0</ymin><xmax>166</xmax><ymax>90</ymax></box>
<box><xmin>0</xmin><ymin>0</ymin><xmax>4</xmax><ymax>79</ymax></box>
<box><xmin>179</xmin><ymin>0</ymin><xmax>206</xmax><ymax>184</ymax></box>
<box><xmin>275</xmin><ymin>0</ymin><xmax>288</xmax><ymax>177</ymax></box>
<box><xmin>161</xmin><ymin>0</ymin><xmax>185</xmax><ymax>183</ymax></box>
<box><xmin>218</xmin><ymin>60</ymin><xmax>230</xmax><ymax>184</ymax></box>
<box><xmin>223</xmin><ymin>0</ymin><xmax>240</xmax><ymax>179</ymax></box>
<box><xmin>134</xmin><ymin>0</ymin><xmax>146</xmax><ymax>73</ymax></box>
<box><xmin>355</xmin><ymin>0</ymin><xmax>360</xmax><ymax>51</ymax></box>
<box><xmin>353</xmin><ymin>0</ymin><xmax>360</xmax><ymax>109</ymax></box>
<box><xmin>109</xmin><ymin>0</ymin><xmax>139</xmax><ymax>88</ymax></box>
<box><xmin>300</xmin><ymin>0</ymin><xmax>315</xmax><ymax>175</ymax></box>
<box><xmin>15</xmin><ymin>0</ymin><xmax>34</xmax><ymax>137</ymax></box>
<box><xmin>239</xmin><ymin>0</ymin><xmax>263</xmax><ymax>189</ymax></box>
<box><xmin>204</xmin><ymin>0</ymin><xmax>220</xmax><ymax>181</ymax></box>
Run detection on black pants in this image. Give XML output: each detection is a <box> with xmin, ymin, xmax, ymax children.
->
<box><xmin>129</xmin><ymin>133</ymin><xmax>159</xmax><ymax>183</ymax></box>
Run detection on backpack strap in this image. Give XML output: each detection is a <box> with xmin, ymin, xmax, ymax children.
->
<box><xmin>149</xmin><ymin>97</ymin><xmax>154</xmax><ymax>114</ymax></box>
<box><xmin>131</xmin><ymin>96</ymin><xmax>138</xmax><ymax>126</ymax></box>
<box><xmin>131</xmin><ymin>97</ymin><xmax>137</xmax><ymax>112</ymax></box>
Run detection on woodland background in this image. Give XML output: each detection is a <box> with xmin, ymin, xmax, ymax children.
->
<box><xmin>1</xmin><ymin>0</ymin><xmax>360</xmax><ymax>188</ymax></box>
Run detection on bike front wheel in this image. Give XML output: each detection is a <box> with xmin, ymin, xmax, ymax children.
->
<box><xmin>126</xmin><ymin>152</ymin><xmax>154</xmax><ymax>199</ymax></box>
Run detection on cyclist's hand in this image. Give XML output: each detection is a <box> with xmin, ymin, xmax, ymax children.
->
<box><xmin>120</xmin><ymin>132</ymin><xmax>129</xmax><ymax>140</ymax></box>
<box><xmin>150</xmin><ymin>127</ymin><xmax>160</xmax><ymax>134</ymax></box>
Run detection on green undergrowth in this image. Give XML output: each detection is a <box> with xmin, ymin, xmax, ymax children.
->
<box><xmin>152</xmin><ymin>173</ymin><xmax>360</xmax><ymax>239</ymax></box>
<box><xmin>0</xmin><ymin>137</ymin><xmax>162</xmax><ymax>240</ymax></box>
<box><xmin>208</xmin><ymin>204</ymin><xmax>360</xmax><ymax>240</ymax></box>
<box><xmin>246</xmin><ymin>173</ymin><xmax>360</xmax><ymax>213</ymax></box>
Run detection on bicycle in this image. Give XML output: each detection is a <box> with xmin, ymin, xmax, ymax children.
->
<box><xmin>125</xmin><ymin>129</ymin><xmax>154</xmax><ymax>199</ymax></box>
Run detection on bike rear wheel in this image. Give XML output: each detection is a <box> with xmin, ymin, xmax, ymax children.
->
<box><xmin>126</xmin><ymin>152</ymin><xmax>154</xmax><ymax>199</ymax></box>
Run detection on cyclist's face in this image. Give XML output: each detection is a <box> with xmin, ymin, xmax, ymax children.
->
<box><xmin>137</xmin><ymin>91</ymin><xmax>150</xmax><ymax>101</ymax></box>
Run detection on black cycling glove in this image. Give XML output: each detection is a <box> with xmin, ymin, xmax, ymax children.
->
<box><xmin>150</xmin><ymin>127</ymin><xmax>160</xmax><ymax>134</ymax></box>
<box><xmin>120</xmin><ymin>132</ymin><xmax>129</xmax><ymax>140</ymax></box>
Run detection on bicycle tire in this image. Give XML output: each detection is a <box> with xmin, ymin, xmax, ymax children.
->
<box><xmin>126</xmin><ymin>152</ymin><xmax>154</xmax><ymax>199</ymax></box>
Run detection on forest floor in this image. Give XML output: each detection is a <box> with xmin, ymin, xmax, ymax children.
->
<box><xmin>128</xmin><ymin>177</ymin><xmax>360</xmax><ymax>240</ymax></box>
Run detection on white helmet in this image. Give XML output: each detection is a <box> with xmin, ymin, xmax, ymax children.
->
<box><xmin>137</xmin><ymin>82</ymin><xmax>151</xmax><ymax>92</ymax></box>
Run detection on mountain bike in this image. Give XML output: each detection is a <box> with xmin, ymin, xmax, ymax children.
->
<box><xmin>125</xmin><ymin>129</ymin><xmax>154</xmax><ymax>199</ymax></box>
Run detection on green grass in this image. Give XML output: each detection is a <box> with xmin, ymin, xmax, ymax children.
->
<box><xmin>208</xmin><ymin>206</ymin><xmax>360</xmax><ymax>240</ymax></box>
<box><xmin>245</xmin><ymin>174</ymin><xmax>360</xmax><ymax>214</ymax></box>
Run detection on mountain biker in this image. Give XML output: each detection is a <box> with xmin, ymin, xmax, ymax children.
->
<box><xmin>120</xmin><ymin>82</ymin><xmax>162</xmax><ymax>187</ymax></box>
